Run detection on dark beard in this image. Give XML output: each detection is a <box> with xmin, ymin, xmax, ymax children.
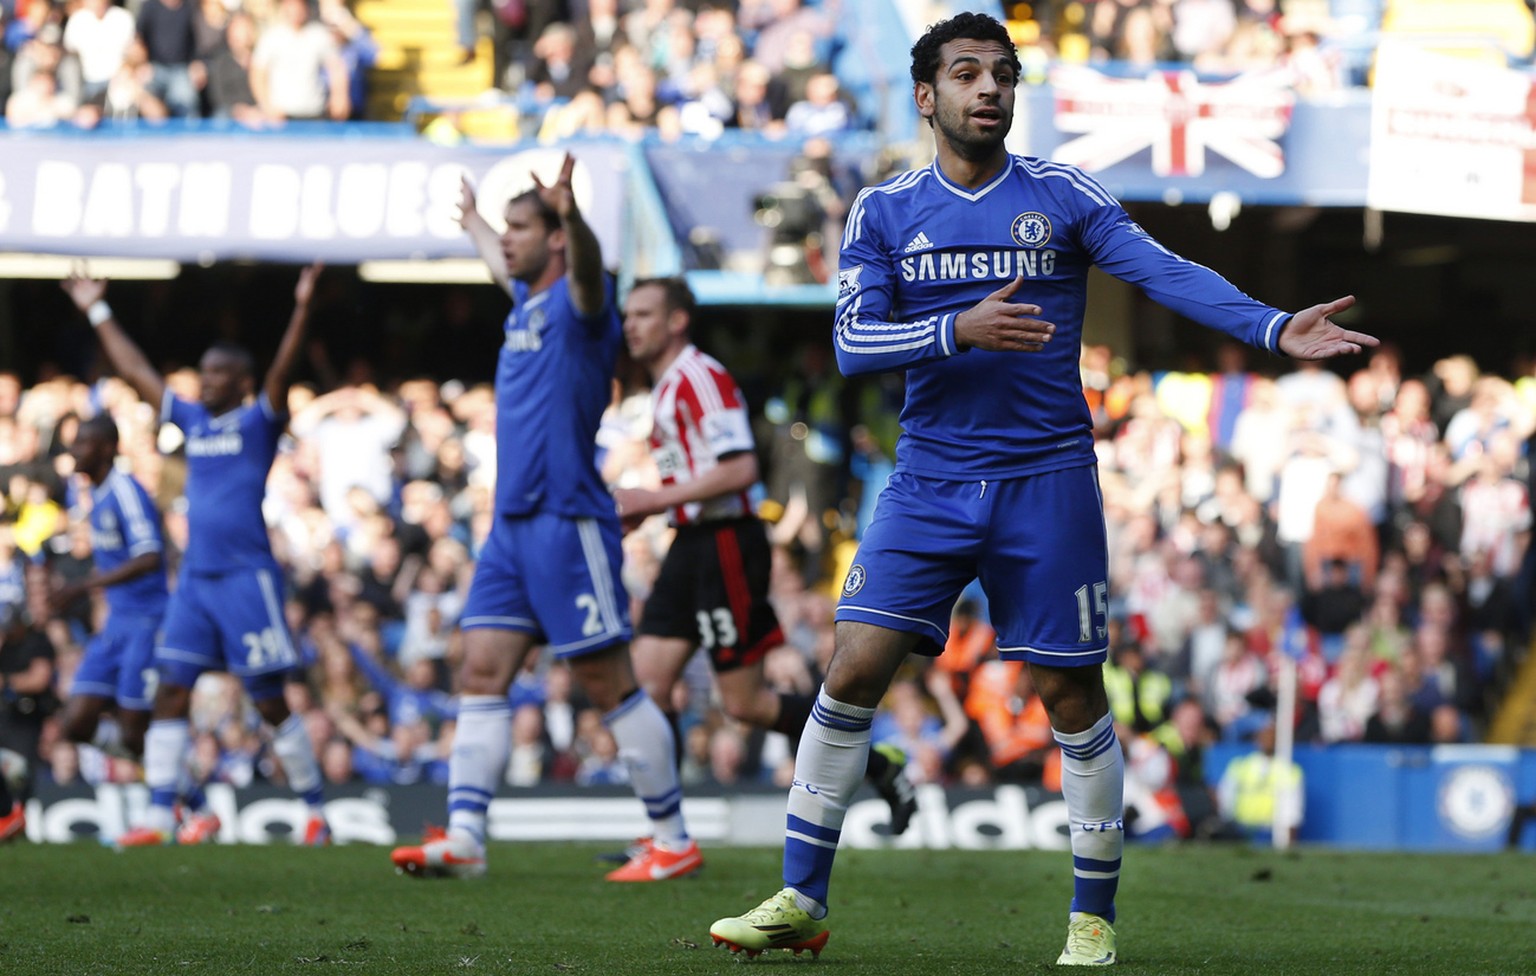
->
<box><xmin>934</xmin><ymin>107</ymin><xmax>1007</xmax><ymax>161</ymax></box>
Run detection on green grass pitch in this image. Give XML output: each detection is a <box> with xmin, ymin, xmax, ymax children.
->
<box><xmin>0</xmin><ymin>841</ymin><xmax>1530</xmax><ymax>975</ymax></box>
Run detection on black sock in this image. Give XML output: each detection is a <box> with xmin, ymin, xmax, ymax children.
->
<box><xmin>865</xmin><ymin>742</ymin><xmax>892</xmax><ymax>782</ymax></box>
<box><xmin>773</xmin><ymin>692</ymin><xmax>816</xmax><ymax>753</ymax></box>
<box><xmin>664</xmin><ymin>710</ymin><xmax>684</xmax><ymax>772</ymax></box>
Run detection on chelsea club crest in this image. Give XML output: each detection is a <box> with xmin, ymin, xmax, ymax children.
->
<box><xmin>1011</xmin><ymin>212</ymin><xmax>1052</xmax><ymax>248</ymax></box>
<box><xmin>842</xmin><ymin>564</ymin><xmax>867</xmax><ymax>598</ymax></box>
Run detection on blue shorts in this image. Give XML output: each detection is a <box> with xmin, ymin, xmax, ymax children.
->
<box><xmin>71</xmin><ymin>613</ymin><xmax>162</xmax><ymax>710</ymax></box>
<box><xmin>156</xmin><ymin>567</ymin><xmax>299</xmax><ymax>700</ymax></box>
<box><xmin>461</xmin><ymin>512</ymin><xmax>631</xmax><ymax>657</ymax></box>
<box><xmin>835</xmin><ymin>465</ymin><xmax>1110</xmax><ymax>667</ymax></box>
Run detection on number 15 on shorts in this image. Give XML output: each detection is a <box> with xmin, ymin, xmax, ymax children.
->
<box><xmin>1075</xmin><ymin>581</ymin><xmax>1108</xmax><ymax>643</ymax></box>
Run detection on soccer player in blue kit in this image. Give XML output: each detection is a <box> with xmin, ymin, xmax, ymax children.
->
<box><xmin>51</xmin><ymin>415</ymin><xmax>219</xmax><ymax>844</ymax></box>
<box><xmin>53</xmin><ymin>415</ymin><xmax>168</xmax><ymax>764</ymax></box>
<box><xmin>63</xmin><ymin>264</ymin><xmax>331</xmax><ymax>846</ymax></box>
<box><xmin>389</xmin><ymin>154</ymin><xmax>699</xmax><ymax>882</ymax></box>
<box><xmin>710</xmin><ymin>11</ymin><xmax>1378</xmax><ymax>966</ymax></box>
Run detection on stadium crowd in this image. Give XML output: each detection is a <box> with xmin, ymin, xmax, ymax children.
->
<box><xmin>0</xmin><ymin>323</ymin><xmax>1531</xmax><ymax>838</ymax></box>
<box><xmin>0</xmin><ymin>0</ymin><xmax>865</xmax><ymax>132</ymax></box>
<box><xmin>1</xmin><ymin>0</ymin><xmax>376</xmax><ymax>125</ymax></box>
<box><xmin>2</xmin><ymin>0</ymin><xmax>1534</xmax><ymax>845</ymax></box>
<box><xmin>9</xmin><ymin>0</ymin><xmax>1533</xmax><ymax>132</ymax></box>
<box><xmin>1025</xmin><ymin>0</ymin><xmax>1535</xmax><ymax>87</ymax></box>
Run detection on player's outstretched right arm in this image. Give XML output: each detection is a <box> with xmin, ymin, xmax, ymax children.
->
<box><xmin>458</xmin><ymin>173</ymin><xmax>512</xmax><ymax>297</ymax></box>
<box><xmin>61</xmin><ymin>269</ymin><xmax>166</xmax><ymax>408</ymax></box>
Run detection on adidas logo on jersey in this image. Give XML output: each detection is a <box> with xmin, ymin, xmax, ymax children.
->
<box><xmin>904</xmin><ymin>232</ymin><xmax>934</xmax><ymax>253</ymax></box>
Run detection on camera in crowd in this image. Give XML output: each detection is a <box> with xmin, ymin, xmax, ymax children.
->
<box><xmin>752</xmin><ymin>149</ymin><xmax>843</xmax><ymax>287</ymax></box>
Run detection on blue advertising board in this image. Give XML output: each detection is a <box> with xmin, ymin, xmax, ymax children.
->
<box><xmin>1208</xmin><ymin>743</ymin><xmax>1536</xmax><ymax>852</ymax></box>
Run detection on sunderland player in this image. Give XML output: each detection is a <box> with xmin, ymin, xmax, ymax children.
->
<box><xmin>389</xmin><ymin>155</ymin><xmax>698</xmax><ymax>882</ymax></box>
<box><xmin>614</xmin><ymin>276</ymin><xmax>916</xmax><ymax>833</ymax></box>
<box><xmin>63</xmin><ymin>264</ymin><xmax>331</xmax><ymax>846</ymax></box>
<box><xmin>710</xmin><ymin>11</ymin><xmax>1377</xmax><ymax>966</ymax></box>
<box><xmin>51</xmin><ymin>416</ymin><xmax>220</xmax><ymax>844</ymax></box>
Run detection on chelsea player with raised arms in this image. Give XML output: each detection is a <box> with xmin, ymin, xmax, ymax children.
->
<box><xmin>390</xmin><ymin>154</ymin><xmax>699</xmax><ymax>882</ymax></box>
<box><xmin>710</xmin><ymin>11</ymin><xmax>1377</xmax><ymax>966</ymax></box>
<box><xmin>63</xmin><ymin>264</ymin><xmax>331</xmax><ymax>846</ymax></box>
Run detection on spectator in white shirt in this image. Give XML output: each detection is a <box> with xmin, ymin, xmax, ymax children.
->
<box><xmin>250</xmin><ymin>0</ymin><xmax>348</xmax><ymax>121</ymax></box>
<box><xmin>63</xmin><ymin>0</ymin><xmax>135</xmax><ymax>102</ymax></box>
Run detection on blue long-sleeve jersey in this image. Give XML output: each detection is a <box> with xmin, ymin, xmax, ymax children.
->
<box><xmin>89</xmin><ymin>467</ymin><xmax>170</xmax><ymax>619</ymax></box>
<box><xmin>834</xmin><ymin>155</ymin><xmax>1290</xmax><ymax>478</ymax></box>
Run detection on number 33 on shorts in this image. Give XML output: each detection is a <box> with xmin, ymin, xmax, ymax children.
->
<box><xmin>695</xmin><ymin>607</ymin><xmax>738</xmax><ymax>649</ymax></box>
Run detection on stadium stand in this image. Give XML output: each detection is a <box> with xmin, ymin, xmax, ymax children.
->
<box><xmin>1378</xmin><ymin>0</ymin><xmax>1534</xmax><ymax>65</ymax></box>
<box><xmin>2</xmin><ymin>0</ymin><xmax>1535</xmax><ymax>850</ymax></box>
<box><xmin>356</xmin><ymin>0</ymin><xmax>490</xmax><ymax>121</ymax></box>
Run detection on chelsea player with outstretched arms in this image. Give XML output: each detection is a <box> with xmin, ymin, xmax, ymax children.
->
<box><xmin>63</xmin><ymin>263</ymin><xmax>332</xmax><ymax>847</ymax></box>
<box><xmin>389</xmin><ymin>154</ymin><xmax>700</xmax><ymax>883</ymax></box>
<box><xmin>711</xmin><ymin>11</ymin><xmax>1377</xmax><ymax>966</ymax></box>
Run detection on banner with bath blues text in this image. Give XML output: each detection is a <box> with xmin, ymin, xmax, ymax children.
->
<box><xmin>0</xmin><ymin>134</ymin><xmax>629</xmax><ymax>264</ymax></box>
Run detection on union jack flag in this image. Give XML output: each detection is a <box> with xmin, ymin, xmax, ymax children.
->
<box><xmin>1050</xmin><ymin>67</ymin><xmax>1295</xmax><ymax>178</ymax></box>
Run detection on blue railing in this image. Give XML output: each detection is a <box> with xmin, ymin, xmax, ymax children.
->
<box><xmin>0</xmin><ymin>118</ymin><xmax>417</xmax><ymax>139</ymax></box>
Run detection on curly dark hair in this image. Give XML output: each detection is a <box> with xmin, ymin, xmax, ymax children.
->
<box><xmin>909</xmin><ymin>10</ymin><xmax>1022</xmax><ymax>87</ymax></box>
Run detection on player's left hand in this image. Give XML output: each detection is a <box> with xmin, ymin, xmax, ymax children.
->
<box><xmin>294</xmin><ymin>261</ymin><xmax>324</xmax><ymax>306</ymax></box>
<box><xmin>530</xmin><ymin>152</ymin><xmax>577</xmax><ymax>222</ymax></box>
<box><xmin>1277</xmin><ymin>295</ymin><xmax>1378</xmax><ymax>360</ymax></box>
<box><xmin>60</xmin><ymin>263</ymin><xmax>107</xmax><ymax>311</ymax></box>
<box><xmin>456</xmin><ymin>173</ymin><xmax>480</xmax><ymax>229</ymax></box>
<box><xmin>46</xmin><ymin>582</ymin><xmax>84</xmax><ymax>616</ymax></box>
